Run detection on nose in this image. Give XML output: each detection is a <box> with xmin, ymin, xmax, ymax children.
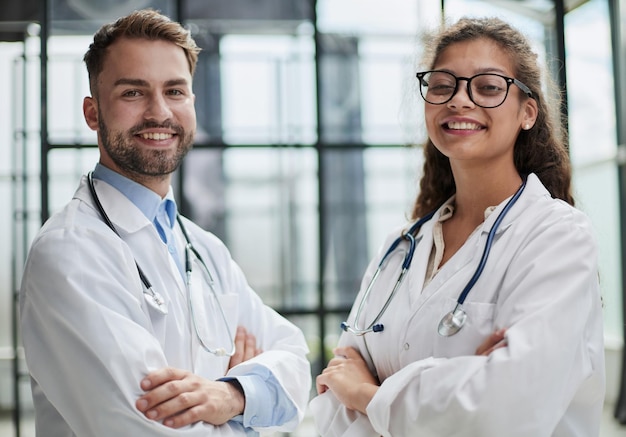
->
<box><xmin>144</xmin><ymin>93</ymin><xmax>173</xmax><ymax>122</ymax></box>
<box><xmin>447</xmin><ymin>79</ymin><xmax>475</xmax><ymax>109</ymax></box>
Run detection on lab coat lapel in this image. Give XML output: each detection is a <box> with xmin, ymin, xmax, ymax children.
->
<box><xmin>404</xmin><ymin>206</ymin><xmax>480</xmax><ymax>310</ymax></box>
<box><xmin>414</xmin><ymin>227</ymin><xmax>480</xmax><ymax>307</ymax></box>
<box><xmin>415</xmin><ymin>176</ymin><xmax>540</xmax><ymax>308</ymax></box>
<box><xmin>75</xmin><ymin>176</ymin><xmax>187</xmax><ymax>298</ymax></box>
<box><xmin>75</xmin><ymin>176</ymin><xmax>148</xmax><ymax>234</ymax></box>
<box><xmin>404</xmin><ymin>218</ymin><xmax>434</xmax><ymax>308</ymax></box>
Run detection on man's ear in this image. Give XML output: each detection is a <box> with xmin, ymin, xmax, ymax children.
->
<box><xmin>83</xmin><ymin>96</ymin><xmax>99</xmax><ymax>131</ymax></box>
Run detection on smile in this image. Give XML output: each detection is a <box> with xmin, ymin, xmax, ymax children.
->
<box><xmin>445</xmin><ymin>121</ymin><xmax>483</xmax><ymax>131</ymax></box>
<box><xmin>139</xmin><ymin>132</ymin><xmax>174</xmax><ymax>140</ymax></box>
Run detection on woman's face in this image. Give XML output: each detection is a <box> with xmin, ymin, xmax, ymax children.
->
<box><xmin>424</xmin><ymin>38</ymin><xmax>537</xmax><ymax>172</ymax></box>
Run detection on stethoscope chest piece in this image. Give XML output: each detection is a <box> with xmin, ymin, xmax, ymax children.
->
<box><xmin>86</xmin><ymin>171</ymin><xmax>237</xmax><ymax>355</ymax></box>
<box><xmin>437</xmin><ymin>303</ymin><xmax>467</xmax><ymax>336</ymax></box>
<box><xmin>340</xmin><ymin>176</ymin><xmax>527</xmax><ymax>339</ymax></box>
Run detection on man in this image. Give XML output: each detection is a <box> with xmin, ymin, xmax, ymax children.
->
<box><xmin>20</xmin><ymin>9</ymin><xmax>310</xmax><ymax>436</ymax></box>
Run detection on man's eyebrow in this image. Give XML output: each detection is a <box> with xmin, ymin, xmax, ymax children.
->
<box><xmin>113</xmin><ymin>78</ymin><xmax>148</xmax><ymax>87</ymax></box>
<box><xmin>112</xmin><ymin>78</ymin><xmax>190</xmax><ymax>87</ymax></box>
<box><xmin>164</xmin><ymin>78</ymin><xmax>190</xmax><ymax>87</ymax></box>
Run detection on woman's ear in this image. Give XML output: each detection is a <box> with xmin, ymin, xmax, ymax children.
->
<box><xmin>83</xmin><ymin>96</ymin><xmax>99</xmax><ymax>131</ymax></box>
<box><xmin>522</xmin><ymin>97</ymin><xmax>538</xmax><ymax>130</ymax></box>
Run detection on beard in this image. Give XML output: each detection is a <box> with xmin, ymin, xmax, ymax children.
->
<box><xmin>98</xmin><ymin>116</ymin><xmax>194</xmax><ymax>178</ymax></box>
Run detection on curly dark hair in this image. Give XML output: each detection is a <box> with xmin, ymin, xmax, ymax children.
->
<box><xmin>411</xmin><ymin>17</ymin><xmax>573</xmax><ymax>219</ymax></box>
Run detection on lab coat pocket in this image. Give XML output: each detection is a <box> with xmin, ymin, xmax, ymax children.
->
<box><xmin>190</xmin><ymin>280</ymin><xmax>239</xmax><ymax>347</ymax></box>
<box><xmin>191</xmin><ymin>285</ymin><xmax>239</xmax><ymax>377</ymax></box>
<box><xmin>433</xmin><ymin>296</ymin><xmax>496</xmax><ymax>357</ymax></box>
<box><xmin>144</xmin><ymin>288</ymin><xmax>171</xmax><ymax>341</ymax></box>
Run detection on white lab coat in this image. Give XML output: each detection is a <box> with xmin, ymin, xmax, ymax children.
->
<box><xmin>310</xmin><ymin>174</ymin><xmax>605</xmax><ymax>437</ymax></box>
<box><xmin>20</xmin><ymin>176</ymin><xmax>311</xmax><ymax>436</ymax></box>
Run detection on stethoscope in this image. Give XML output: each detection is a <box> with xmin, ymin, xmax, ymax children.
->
<box><xmin>87</xmin><ymin>171</ymin><xmax>236</xmax><ymax>357</ymax></box>
<box><xmin>341</xmin><ymin>177</ymin><xmax>527</xmax><ymax>337</ymax></box>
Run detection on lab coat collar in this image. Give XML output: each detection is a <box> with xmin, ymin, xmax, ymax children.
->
<box><xmin>409</xmin><ymin>173</ymin><xmax>548</xmax><ymax>308</ymax></box>
<box><xmin>75</xmin><ymin>175</ymin><xmax>156</xmax><ymax>235</ymax></box>
<box><xmin>477</xmin><ymin>173</ymin><xmax>548</xmax><ymax>235</ymax></box>
<box><xmin>410</xmin><ymin>174</ymin><xmax>546</xmax><ymax>241</ymax></box>
<box><xmin>91</xmin><ymin>164</ymin><xmax>178</xmax><ymax>228</ymax></box>
<box><xmin>74</xmin><ymin>175</ymin><xmax>188</xmax><ymax>297</ymax></box>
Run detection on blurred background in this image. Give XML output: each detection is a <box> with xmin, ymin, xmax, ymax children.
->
<box><xmin>1</xmin><ymin>0</ymin><xmax>625</xmax><ymax>435</ymax></box>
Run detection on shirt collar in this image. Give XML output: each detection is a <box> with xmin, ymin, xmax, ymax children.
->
<box><xmin>437</xmin><ymin>195</ymin><xmax>498</xmax><ymax>223</ymax></box>
<box><xmin>92</xmin><ymin>163</ymin><xmax>177</xmax><ymax>226</ymax></box>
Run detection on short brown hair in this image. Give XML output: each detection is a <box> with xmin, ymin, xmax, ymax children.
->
<box><xmin>83</xmin><ymin>9</ymin><xmax>201</xmax><ymax>96</ymax></box>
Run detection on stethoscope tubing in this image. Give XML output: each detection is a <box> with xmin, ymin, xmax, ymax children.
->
<box><xmin>455</xmin><ymin>177</ymin><xmax>527</xmax><ymax>306</ymax></box>
<box><xmin>342</xmin><ymin>177</ymin><xmax>527</xmax><ymax>337</ymax></box>
<box><xmin>342</xmin><ymin>211</ymin><xmax>434</xmax><ymax>336</ymax></box>
<box><xmin>87</xmin><ymin>172</ymin><xmax>162</xmax><ymax>306</ymax></box>
<box><xmin>176</xmin><ymin>214</ymin><xmax>235</xmax><ymax>357</ymax></box>
<box><xmin>86</xmin><ymin>171</ymin><xmax>235</xmax><ymax>356</ymax></box>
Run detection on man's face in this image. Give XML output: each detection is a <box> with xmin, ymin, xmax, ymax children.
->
<box><xmin>84</xmin><ymin>37</ymin><xmax>196</xmax><ymax>182</ymax></box>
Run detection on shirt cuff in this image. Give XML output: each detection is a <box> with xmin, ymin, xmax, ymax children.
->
<box><xmin>220</xmin><ymin>373</ymin><xmax>296</xmax><ymax>429</ymax></box>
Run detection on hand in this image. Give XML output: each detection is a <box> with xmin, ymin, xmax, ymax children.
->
<box><xmin>475</xmin><ymin>328</ymin><xmax>507</xmax><ymax>356</ymax></box>
<box><xmin>136</xmin><ymin>367</ymin><xmax>244</xmax><ymax>428</ymax></box>
<box><xmin>315</xmin><ymin>346</ymin><xmax>379</xmax><ymax>415</ymax></box>
<box><xmin>228</xmin><ymin>326</ymin><xmax>262</xmax><ymax>369</ymax></box>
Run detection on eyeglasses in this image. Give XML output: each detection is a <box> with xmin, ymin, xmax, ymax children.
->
<box><xmin>416</xmin><ymin>70</ymin><xmax>534</xmax><ymax>108</ymax></box>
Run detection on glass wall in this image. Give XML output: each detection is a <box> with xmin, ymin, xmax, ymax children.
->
<box><xmin>2</xmin><ymin>0</ymin><xmax>624</xmax><ymax>435</ymax></box>
<box><xmin>565</xmin><ymin>0</ymin><xmax>622</xmax><ymax>346</ymax></box>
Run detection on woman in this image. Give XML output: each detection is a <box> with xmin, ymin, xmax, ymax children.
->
<box><xmin>310</xmin><ymin>17</ymin><xmax>605</xmax><ymax>437</ymax></box>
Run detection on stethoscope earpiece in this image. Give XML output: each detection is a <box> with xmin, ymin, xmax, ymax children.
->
<box><xmin>144</xmin><ymin>286</ymin><xmax>168</xmax><ymax>314</ymax></box>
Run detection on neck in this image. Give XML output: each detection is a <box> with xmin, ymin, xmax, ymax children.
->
<box><xmin>451</xmin><ymin>168</ymin><xmax>523</xmax><ymax>224</ymax></box>
<box><xmin>98</xmin><ymin>161</ymin><xmax>172</xmax><ymax>198</ymax></box>
<box><xmin>131</xmin><ymin>173</ymin><xmax>172</xmax><ymax>198</ymax></box>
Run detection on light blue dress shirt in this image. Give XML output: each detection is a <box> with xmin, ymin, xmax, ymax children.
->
<box><xmin>91</xmin><ymin>164</ymin><xmax>297</xmax><ymax>434</ymax></box>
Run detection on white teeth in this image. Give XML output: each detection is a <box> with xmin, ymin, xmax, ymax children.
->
<box><xmin>447</xmin><ymin>121</ymin><xmax>481</xmax><ymax>130</ymax></box>
<box><xmin>141</xmin><ymin>132</ymin><xmax>173</xmax><ymax>140</ymax></box>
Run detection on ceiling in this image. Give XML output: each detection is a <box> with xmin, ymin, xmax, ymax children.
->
<box><xmin>0</xmin><ymin>0</ymin><xmax>591</xmax><ymax>41</ymax></box>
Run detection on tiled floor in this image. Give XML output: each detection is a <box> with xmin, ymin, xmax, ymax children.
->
<box><xmin>1</xmin><ymin>404</ymin><xmax>625</xmax><ymax>437</ymax></box>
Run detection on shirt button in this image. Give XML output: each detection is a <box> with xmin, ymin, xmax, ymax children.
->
<box><xmin>168</xmin><ymin>245</ymin><xmax>176</xmax><ymax>254</ymax></box>
<box><xmin>249</xmin><ymin>416</ymin><xmax>258</xmax><ymax>426</ymax></box>
<box><xmin>404</xmin><ymin>343</ymin><xmax>410</xmax><ymax>350</ymax></box>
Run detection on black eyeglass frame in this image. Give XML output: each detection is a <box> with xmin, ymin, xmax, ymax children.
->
<box><xmin>416</xmin><ymin>70</ymin><xmax>535</xmax><ymax>109</ymax></box>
